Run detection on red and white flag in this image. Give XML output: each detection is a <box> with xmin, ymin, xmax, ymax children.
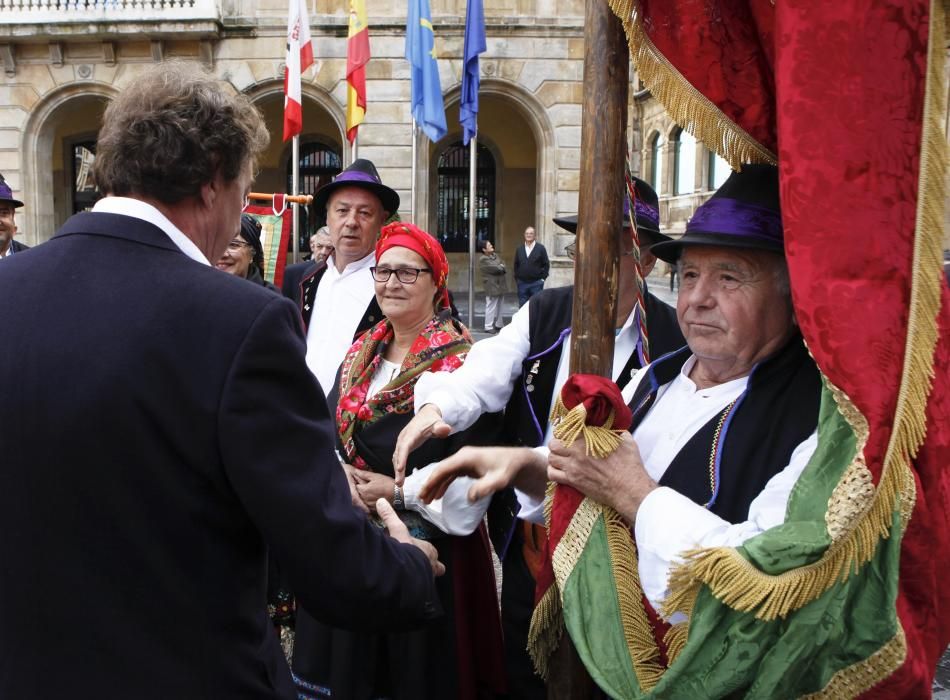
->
<box><xmin>283</xmin><ymin>0</ymin><xmax>314</xmax><ymax>142</ymax></box>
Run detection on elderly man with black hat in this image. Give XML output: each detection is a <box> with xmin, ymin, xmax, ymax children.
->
<box><xmin>0</xmin><ymin>174</ymin><xmax>28</xmax><ymax>259</ymax></box>
<box><xmin>416</xmin><ymin>166</ymin><xmax>823</xmax><ymax>689</ymax></box>
<box><xmin>392</xmin><ymin>176</ymin><xmax>685</xmax><ymax>699</ymax></box>
<box><xmin>281</xmin><ymin>158</ymin><xmax>397</xmax><ymax>395</ymax></box>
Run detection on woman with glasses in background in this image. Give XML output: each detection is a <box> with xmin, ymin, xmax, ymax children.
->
<box><xmin>214</xmin><ymin>213</ymin><xmax>279</xmax><ymax>293</ymax></box>
<box><xmin>291</xmin><ymin>222</ymin><xmax>507</xmax><ymax>700</ymax></box>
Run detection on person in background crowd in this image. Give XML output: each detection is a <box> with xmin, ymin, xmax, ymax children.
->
<box><xmin>0</xmin><ymin>61</ymin><xmax>443</xmax><ymax>700</ymax></box>
<box><xmin>394</xmin><ymin>176</ymin><xmax>684</xmax><ymax>699</ymax></box>
<box><xmin>513</xmin><ymin>225</ymin><xmax>549</xmax><ymax>306</ymax></box>
<box><xmin>478</xmin><ymin>238</ymin><xmax>507</xmax><ymax>333</ymax></box>
<box><xmin>0</xmin><ymin>173</ymin><xmax>27</xmax><ymax>259</ymax></box>
<box><xmin>309</xmin><ymin>226</ymin><xmax>333</xmax><ymax>264</ymax></box>
<box><xmin>281</xmin><ymin>158</ymin><xmax>395</xmax><ymax>395</ymax></box>
<box><xmin>293</xmin><ymin>222</ymin><xmax>506</xmax><ymax>700</ymax></box>
<box><xmin>215</xmin><ymin>213</ymin><xmax>278</xmax><ymax>292</ymax></box>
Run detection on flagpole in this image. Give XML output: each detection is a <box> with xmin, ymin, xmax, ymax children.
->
<box><xmin>467</xmin><ymin>134</ymin><xmax>476</xmax><ymax>329</ymax></box>
<box><xmin>352</xmin><ymin>134</ymin><xmax>359</xmax><ymax>164</ymax></box>
<box><xmin>292</xmin><ymin>134</ymin><xmax>300</xmax><ymax>264</ymax></box>
<box><xmin>410</xmin><ymin>119</ymin><xmax>417</xmax><ymax>220</ymax></box>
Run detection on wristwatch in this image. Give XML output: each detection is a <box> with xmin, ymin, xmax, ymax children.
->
<box><xmin>393</xmin><ymin>484</ymin><xmax>404</xmax><ymax>510</ymax></box>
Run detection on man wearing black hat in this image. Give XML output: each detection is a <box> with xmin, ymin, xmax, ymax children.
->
<box><xmin>282</xmin><ymin>158</ymin><xmax>397</xmax><ymax>394</ymax></box>
<box><xmin>417</xmin><ymin>165</ymin><xmax>823</xmax><ymax>692</ymax></box>
<box><xmin>0</xmin><ymin>174</ymin><xmax>28</xmax><ymax>259</ymax></box>
<box><xmin>393</xmin><ymin>176</ymin><xmax>685</xmax><ymax>699</ymax></box>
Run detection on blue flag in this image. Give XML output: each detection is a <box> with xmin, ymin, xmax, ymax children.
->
<box><xmin>460</xmin><ymin>0</ymin><xmax>485</xmax><ymax>145</ymax></box>
<box><xmin>405</xmin><ymin>0</ymin><xmax>447</xmax><ymax>142</ymax></box>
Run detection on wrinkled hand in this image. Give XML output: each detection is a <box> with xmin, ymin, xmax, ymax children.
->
<box><xmin>392</xmin><ymin>404</ymin><xmax>452</xmax><ymax>486</ymax></box>
<box><xmin>377</xmin><ymin>499</ymin><xmax>446</xmax><ymax>577</ymax></box>
<box><xmin>353</xmin><ymin>470</ymin><xmax>396</xmax><ymax>513</ymax></box>
<box><xmin>341</xmin><ymin>463</ymin><xmax>370</xmax><ymax>514</ymax></box>
<box><xmin>419</xmin><ymin>446</ymin><xmax>547</xmax><ymax>505</ymax></box>
<box><xmin>547</xmin><ymin>433</ymin><xmax>657</xmax><ymax>524</ymax></box>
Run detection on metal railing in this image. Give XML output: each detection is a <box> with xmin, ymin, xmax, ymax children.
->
<box><xmin>0</xmin><ymin>0</ymin><xmax>220</xmax><ymax>23</ymax></box>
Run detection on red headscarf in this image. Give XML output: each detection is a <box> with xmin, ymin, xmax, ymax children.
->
<box><xmin>375</xmin><ymin>222</ymin><xmax>450</xmax><ymax>309</ymax></box>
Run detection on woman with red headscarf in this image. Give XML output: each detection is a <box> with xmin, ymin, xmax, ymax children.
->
<box><xmin>291</xmin><ymin>223</ymin><xmax>507</xmax><ymax>700</ymax></box>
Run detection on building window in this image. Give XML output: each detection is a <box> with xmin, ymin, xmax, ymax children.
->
<box><xmin>708</xmin><ymin>151</ymin><xmax>731</xmax><ymax>191</ymax></box>
<box><xmin>72</xmin><ymin>140</ymin><xmax>99</xmax><ymax>215</ymax></box>
<box><xmin>286</xmin><ymin>142</ymin><xmax>342</xmax><ymax>250</ymax></box>
<box><xmin>649</xmin><ymin>132</ymin><xmax>664</xmax><ymax>194</ymax></box>
<box><xmin>436</xmin><ymin>142</ymin><xmax>495</xmax><ymax>253</ymax></box>
<box><xmin>673</xmin><ymin>128</ymin><xmax>697</xmax><ymax>195</ymax></box>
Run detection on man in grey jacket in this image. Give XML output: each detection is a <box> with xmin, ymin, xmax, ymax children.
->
<box><xmin>478</xmin><ymin>238</ymin><xmax>507</xmax><ymax>333</ymax></box>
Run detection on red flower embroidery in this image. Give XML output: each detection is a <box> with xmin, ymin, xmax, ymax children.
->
<box><xmin>370</xmin><ymin>324</ymin><xmax>388</xmax><ymax>341</ymax></box>
<box><xmin>429</xmin><ymin>331</ymin><xmax>453</xmax><ymax>347</ymax></box>
<box><xmin>409</xmin><ymin>336</ymin><xmax>428</xmax><ymax>354</ymax></box>
<box><xmin>357</xmin><ymin>404</ymin><xmax>373</xmax><ymax>421</ymax></box>
<box><xmin>440</xmin><ymin>354</ymin><xmax>463</xmax><ymax>370</ymax></box>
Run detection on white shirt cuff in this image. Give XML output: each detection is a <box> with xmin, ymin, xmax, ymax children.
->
<box><xmin>403</xmin><ymin>462</ymin><xmax>491</xmax><ymax>536</ymax></box>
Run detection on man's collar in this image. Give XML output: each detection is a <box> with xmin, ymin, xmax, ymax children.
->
<box><xmin>92</xmin><ymin>196</ymin><xmax>209</xmax><ymax>265</ymax></box>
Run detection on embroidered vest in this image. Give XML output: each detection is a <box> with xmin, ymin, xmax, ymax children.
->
<box><xmin>627</xmin><ymin>335</ymin><xmax>820</xmax><ymax>524</ymax></box>
<box><xmin>503</xmin><ymin>285</ymin><xmax>684</xmax><ymax>447</ymax></box>
<box><xmin>295</xmin><ymin>263</ymin><xmax>382</xmax><ymax>338</ymax></box>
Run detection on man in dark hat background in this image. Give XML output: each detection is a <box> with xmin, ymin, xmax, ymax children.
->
<box><xmin>0</xmin><ymin>173</ymin><xmax>27</xmax><ymax>259</ymax></box>
<box><xmin>282</xmin><ymin>158</ymin><xmax>396</xmax><ymax>394</ymax></box>
<box><xmin>416</xmin><ymin>165</ymin><xmax>822</xmax><ymax>692</ymax></box>
<box><xmin>392</xmin><ymin>176</ymin><xmax>685</xmax><ymax>699</ymax></box>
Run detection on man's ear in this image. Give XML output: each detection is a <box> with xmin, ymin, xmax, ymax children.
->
<box><xmin>640</xmin><ymin>250</ymin><xmax>658</xmax><ymax>277</ymax></box>
<box><xmin>199</xmin><ymin>177</ymin><xmax>218</xmax><ymax>211</ymax></box>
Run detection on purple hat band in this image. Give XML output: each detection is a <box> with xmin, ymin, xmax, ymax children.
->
<box><xmin>0</xmin><ymin>181</ymin><xmax>23</xmax><ymax>207</ymax></box>
<box><xmin>687</xmin><ymin>198</ymin><xmax>783</xmax><ymax>245</ymax></box>
<box><xmin>632</xmin><ymin>198</ymin><xmax>660</xmax><ymax>229</ymax></box>
<box><xmin>334</xmin><ymin>170</ymin><xmax>381</xmax><ymax>186</ymax></box>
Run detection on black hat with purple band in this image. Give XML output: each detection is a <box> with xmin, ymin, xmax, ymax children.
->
<box><xmin>553</xmin><ymin>176</ymin><xmax>670</xmax><ymax>247</ymax></box>
<box><xmin>312</xmin><ymin>158</ymin><xmax>400</xmax><ymax>216</ymax></box>
<box><xmin>651</xmin><ymin>163</ymin><xmax>783</xmax><ymax>264</ymax></box>
<box><xmin>0</xmin><ymin>174</ymin><xmax>23</xmax><ymax>208</ymax></box>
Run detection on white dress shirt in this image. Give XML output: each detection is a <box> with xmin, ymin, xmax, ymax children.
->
<box><xmin>92</xmin><ymin>197</ymin><xmax>210</xmax><ymax>265</ymax></box>
<box><xmin>524</xmin><ymin>241</ymin><xmax>536</xmax><ymax>258</ymax></box>
<box><xmin>517</xmin><ymin>356</ymin><xmax>818</xmax><ymax>618</ymax></box>
<box><xmin>305</xmin><ymin>252</ymin><xmax>376</xmax><ymax>393</ymax></box>
<box><xmin>414</xmin><ymin>297</ymin><xmax>639</xmax><ymax>447</ymax></box>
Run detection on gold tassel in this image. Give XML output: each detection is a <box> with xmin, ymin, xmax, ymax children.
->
<box><xmin>527</xmin><ymin>585</ymin><xmax>564</xmax><ymax>681</ymax></box>
<box><xmin>550</xmin><ymin>395</ymin><xmax>629</xmax><ymax>458</ymax></box>
<box><xmin>603</xmin><ymin>508</ymin><xmax>666</xmax><ymax>690</ymax></box>
<box><xmin>608</xmin><ymin>0</ymin><xmax>777</xmax><ymax>170</ymax></box>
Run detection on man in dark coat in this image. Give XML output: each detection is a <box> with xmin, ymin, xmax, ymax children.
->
<box><xmin>478</xmin><ymin>238</ymin><xmax>507</xmax><ymax>332</ymax></box>
<box><xmin>0</xmin><ymin>173</ymin><xmax>28</xmax><ymax>259</ymax></box>
<box><xmin>513</xmin><ymin>225</ymin><xmax>550</xmax><ymax>305</ymax></box>
<box><xmin>393</xmin><ymin>177</ymin><xmax>685</xmax><ymax>699</ymax></box>
<box><xmin>0</xmin><ymin>62</ymin><xmax>442</xmax><ymax>700</ymax></box>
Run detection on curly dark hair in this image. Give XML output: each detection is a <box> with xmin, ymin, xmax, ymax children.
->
<box><xmin>93</xmin><ymin>61</ymin><xmax>269</xmax><ymax>204</ymax></box>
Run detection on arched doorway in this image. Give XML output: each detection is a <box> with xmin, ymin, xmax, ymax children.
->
<box><xmin>247</xmin><ymin>83</ymin><xmax>345</xmax><ymax>252</ymax></box>
<box><xmin>22</xmin><ymin>86</ymin><xmax>114</xmax><ymax>243</ymax></box>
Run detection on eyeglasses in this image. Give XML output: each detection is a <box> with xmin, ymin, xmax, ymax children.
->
<box><xmin>370</xmin><ymin>266</ymin><xmax>432</xmax><ymax>284</ymax></box>
<box><xmin>227</xmin><ymin>239</ymin><xmax>252</xmax><ymax>252</ymax></box>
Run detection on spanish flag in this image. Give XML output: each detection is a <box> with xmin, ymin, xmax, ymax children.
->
<box><xmin>346</xmin><ymin>0</ymin><xmax>369</xmax><ymax>144</ymax></box>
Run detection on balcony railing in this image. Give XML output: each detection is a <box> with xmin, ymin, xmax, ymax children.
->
<box><xmin>0</xmin><ymin>0</ymin><xmax>220</xmax><ymax>23</ymax></box>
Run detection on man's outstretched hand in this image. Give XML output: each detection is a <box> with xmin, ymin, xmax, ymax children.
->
<box><xmin>377</xmin><ymin>499</ymin><xmax>445</xmax><ymax>577</ymax></box>
<box><xmin>392</xmin><ymin>404</ymin><xmax>452</xmax><ymax>485</ymax></box>
<box><xmin>418</xmin><ymin>446</ymin><xmax>548</xmax><ymax>505</ymax></box>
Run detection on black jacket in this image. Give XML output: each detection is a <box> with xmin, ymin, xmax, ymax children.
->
<box><xmin>281</xmin><ymin>259</ymin><xmax>382</xmax><ymax>336</ymax></box>
<box><xmin>513</xmin><ymin>242</ymin><xmax>549</xmax><ymax>283</ymax></box>
<box><xmin>0</xmin><ymin>212</ymin><xmax>438</xmax><ymax>700</ymax></box>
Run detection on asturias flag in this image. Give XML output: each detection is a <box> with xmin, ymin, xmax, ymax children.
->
<box><xmin>460</xmin><ymin>0</ymin><xmax>485</xmax><ymax>146</ymax></box>
<box><xmin>346</xmin><ymin>0</ymin><xmax>370</xmax><ymax>144</ymax></box>
<box><xmin>405</xmin><ymin>0</ymin><xmax>446</xmax><ymax>142</ymax></box>
<box><xmin>283</xmin><ymin>0</ymin><xmax>313</xmax><ymax>142</ymax></box>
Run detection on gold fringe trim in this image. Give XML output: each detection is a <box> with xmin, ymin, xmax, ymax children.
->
<box><xmin>527</xmin><ymin>584</ymin><xmax>563</xmax><ymax>681</ymax></box>
<box><xmin>800</xmin><ymin>625</ymin><xmax>907</xmax><ymax>700</ymax></box>
<box><xmin>551</xmin><ymin>398</ymin><xmax>628</xmax><ymax>458</ymax></box>
<box><xmin>604</xmin><ymin>507</ymin><xmax>665</xmax><ymax>691</ymax></box>
<box><xmin>609</xmin><ymin>0</ymin><xmax>777</xmax><ymax>169</ymax></box>
<box><xmin>663</xmin><ymin>0</ymin><xmax>946</xmax><ymax>625</ymax></box>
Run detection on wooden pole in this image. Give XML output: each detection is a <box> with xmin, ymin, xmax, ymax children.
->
<box><xmin>548</xmin><ymin>0</ymin><xmax>629</xmax><ymax>695</ymax></box>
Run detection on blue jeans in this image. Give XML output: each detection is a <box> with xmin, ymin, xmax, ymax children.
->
<box><xmin>516</xmin><ymin>279</ymin><xmax>545</xmax><ymax>306</ymax></box>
